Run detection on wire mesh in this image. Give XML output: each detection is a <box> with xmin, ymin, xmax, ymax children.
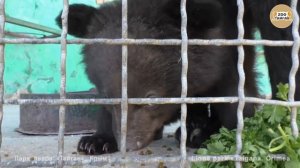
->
<box><xmin>0</xmin><ymin>0</ymin><xmax>298</xmax><ymax>167</ymax></box>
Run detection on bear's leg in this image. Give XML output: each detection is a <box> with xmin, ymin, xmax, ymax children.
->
<box><xmin>175</xmin><ymin>104</ymin><xmax>221</xmax><ymax>148</ymax></box>
<box><xmin>77</xmin><ymin>108</ymin><xmax>118</xmax><ymax>155</ymax></box>
<box><xmin>211</xmin><ymin>78</ymin><xmax>256</xmax><ymax>130</ymax></box>
<box><xmin>212</xmin><ymin>102</ymin><xmax>255</xmax><ymax>130</ymax></box>
<box><xmin>154</xmin><ymin>127</ymin><xmax>164</xmax><ymax>140</ymax></box>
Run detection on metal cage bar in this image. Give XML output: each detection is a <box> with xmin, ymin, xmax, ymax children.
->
<box><xmin>290</xmin><ymin>0</ymin><xmax>300</xmax><ymax>138</ymax></box>
<box><xmin>120</xmin><ymin>0</ymin><xmax>129</xmax><ymax>159</ymax></box>
<box><xmin>4</xmin><ymin>96</ymin><xmax>300</xmax><ymax>106</ymax></box>
<box><xmin>0</xmin><ymin>38</ymin><xmax>294</xmax><ymax>46</ymax></box>
<box><xmin>179</xmin><ymin>0</ymin><xmax>188</xmax><ymax>167</ymax></box>
<box><xmin>235</xmin><ymin>0</ymin><xmax>246</xmax><ymax>168</ymax></box>
<box><xmin>57</xmin><ymin>0</ymin><xmax>69</xmax><ymax>167</ymax></box>
<box><xmin>0</xmin><ymin>0</ymin><xmax>4</xmax><ymax>164</ymax></box>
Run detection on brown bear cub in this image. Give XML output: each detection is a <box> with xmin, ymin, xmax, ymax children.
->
<box><xmin>56</xmin><ymin>0</ymin><xmax>258</xmax><ymax>155</ymax></box>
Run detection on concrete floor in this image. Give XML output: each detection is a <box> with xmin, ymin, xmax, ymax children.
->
<box><xmin>0</xmin><ymin>105</ymin><xmax>195</xmax><ymax>168</ymax></box>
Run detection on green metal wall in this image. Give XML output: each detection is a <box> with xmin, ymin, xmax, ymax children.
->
<box><xmin>4</xmin><ymin>0</ymin><xmax>98</xmax><ymax>94</ymax></box>
<box><xmin>254</xmin><ymin>31</ymin><xmax>272</xmax><ymax>97</ymax></box>
<box><xmin>4</xmin><ymin>0</ymin><xmax>272</xmax><ymax>96</ymax></box>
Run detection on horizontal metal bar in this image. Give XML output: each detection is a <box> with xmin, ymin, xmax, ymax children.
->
<box><xmin>4</xmin><ymin>98</ymin><xmax>122</xmax><ymax>105</ymax></box>
<box><xmin>4</xmin><ymin>97</ymin><xmax>300</xmax><ymax>107</ymax></box>
<box><xmin>0</xmin><ymin>38</ymin><xmax>293</xmax><ymax>46</ymax></box>
<box><xmin>5</xmin><ymin>16</ymin><xmax>61</xmax><ymax>35</ymax></box>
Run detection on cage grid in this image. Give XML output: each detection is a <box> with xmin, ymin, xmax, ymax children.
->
<box><xmin>0</xmin><ymin>0</ymin><xmax>299</xmax><ymax>167</ymax></box>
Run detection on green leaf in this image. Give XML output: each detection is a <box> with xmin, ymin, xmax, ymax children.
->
<box><xmin>196</xmin><ymin>148</ymin><xmax>208</xmax><ymax>155</ymax></box>
<box><xmin>276</xmin><ymin>83</ymin><xmax>289</xmax><ymax>101</ymax></box>
<box><xmin>207</xmin><ymin>141</ymin><xmax>225</xmax><ymax>154</ymax></box>
<box><xmin>284</xmin><ymin>160</ymin><xmax>300</xmax><ymax>168</ymax></box>
<box><xmin>263</xmin><ymin>105</ymin><xmax>288</xmax><ymax>125</ymax></box>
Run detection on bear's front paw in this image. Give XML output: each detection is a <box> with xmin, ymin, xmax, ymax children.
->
<box><xmin>77</xmin><ymin>135</ymin><xmax>118</xmax><ymax>155</ymax></box>
<box><xmin>175</xmin><ymin>122</ymin><xmax>204</xmax><ymax>148</ymax></box>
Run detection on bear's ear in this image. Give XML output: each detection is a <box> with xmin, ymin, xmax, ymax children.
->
<box><xmin>56</xmin><ymin>4</ymin><xmax>97</xmax><ymax>37</ymax></box>
<box><xmin>164</xmin><ymin>0</ymin><xmax>223</xmax><ymax>29</ymax></box>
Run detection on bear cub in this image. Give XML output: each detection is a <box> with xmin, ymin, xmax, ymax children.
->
<box><xmin>56</xmin><ymin>0</ymin><xmax>257</xmax><ymax>155</ymax></box>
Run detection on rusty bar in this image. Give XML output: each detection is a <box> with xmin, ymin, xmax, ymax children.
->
<box><xmin>120</xmin><ymin>0</ymin><xmax>128</xmax><ymax>158</ymax></box>
<box><xmin>179</xmin><ymin>0</ymin><xmax>188</xmax><ymax>167</ymax></box>
<box><xmin>235</xmin><ymin>0</ymin><xmax>246</xmax><ymax>168</ymax></box>
<box><xmin>0</xmin><ymin>0</ymin><xmax>4</xmax><ymax>164</ymax></box>
<box><xmin>289</xmin><ymin>0</ymin><xmax>300</xmax><ymax>138</ymax></box>
<box><xmin>57</xmin><ymin>0</ymin><xmax>69</xmax><ymax>167</ymax></box>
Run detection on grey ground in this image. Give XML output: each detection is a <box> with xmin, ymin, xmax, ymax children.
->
<box><xmin>0</xmin><ymin>105</ymin><xmax>197</xmax><ymax>168</ymax></box>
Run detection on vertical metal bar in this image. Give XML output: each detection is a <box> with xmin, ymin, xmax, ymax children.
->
<box><xmin>121</xmin><ymin>0</ymin><xmax>128</xmax><ymax>157</ymax></box>
<box><xmin>289</xmin><ymin>0</ymin><xmax>300</xmax><ymax>138</ymax></box>
<box><xmin>57</xmin><ymin>0</ymin><xmax>68</xmax><ymax>167</ymax></box>
<box><xmin>235</xmin><ymin>0</ymin><xmax>246</xmax><ymax>168</ymax></box>
<box><xmin>0</xmin><ymin>0</ymin><xmax>4</xmax><ymax>164</ymax></box>
<box><xmin>180</xmin><ymin>0</ymin><xmax>188</xmax><ymax>167</ymax></box>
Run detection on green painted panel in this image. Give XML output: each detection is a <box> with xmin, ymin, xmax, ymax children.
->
<box><xmin>254</xmin><ymin>30</ymin><xmax>272</xmax><ymax>96</ymax></box>
<box><xmin>4</xmin><ymin>0</ymin><xmax>98</xmax><ymax>94</ymax></box>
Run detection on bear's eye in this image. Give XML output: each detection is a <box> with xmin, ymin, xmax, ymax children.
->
<box><xmin>143</xmin><ymin>91</ymin><xmax>160</xmax><ymax>111</ymax></box>
<box><xmin>145</xmin><ymin>91</ymin><xmax>159</xmax><ymax>98</ymax></box>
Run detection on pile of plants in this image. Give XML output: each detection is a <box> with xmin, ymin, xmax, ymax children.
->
<box><xmin>193</xmin><ymin>84</ymin><xmax>300</xmax><ymax>168</ymax></box>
